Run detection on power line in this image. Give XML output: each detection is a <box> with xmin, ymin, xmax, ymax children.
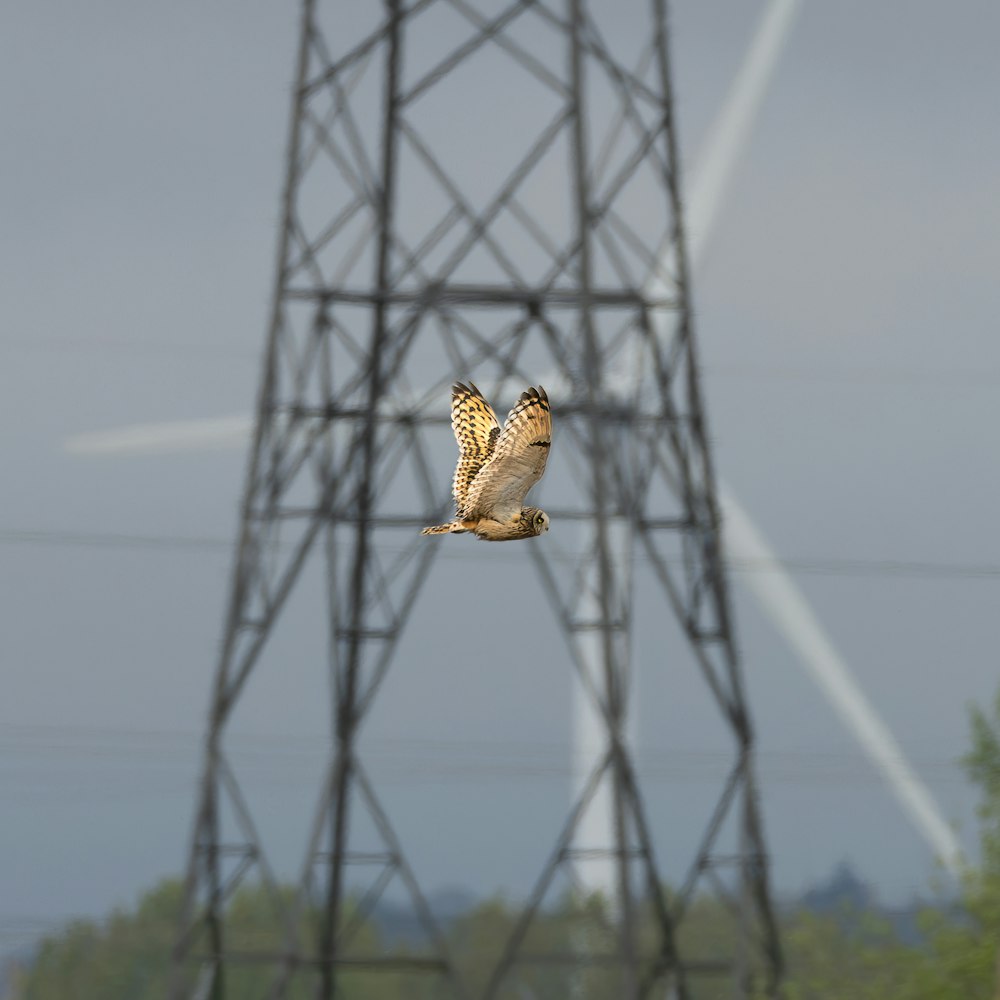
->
<box><xmin>2</xmin><ymin>525</ymin><xmax>998</xmax><ymax>581</ymax></box>
<box><xmin>3</xmin><ymin>337</ymin><xmax>259</xmax><ymax>361</ymax></box>
<box><xmin>0</xmin><ymin>527</ymin><xmax>231</xmax><ymax>553</ymax></box>
<box><xmin>9</xmin><ymin>336</ymin><xmax>1000</xmax><ymax>388</ymax></box>
<box><xmin>0</xmin><ymin>726</ymin><xmax>964</xmax><ymax>784</ymax></box>
<box><xmin>0</xmin><ymin>721</ymin><xmax>970</xmax><ymax>779</ymax></box>
<box><xmin>738</xmin><ymin>555</ymin><xmax>1000</xmax><ymax>581</ymax></box>
<box><xmin>704</xmin><ymin>362</ymin><xmax>1000</xmax><ymax>388</ymax></box>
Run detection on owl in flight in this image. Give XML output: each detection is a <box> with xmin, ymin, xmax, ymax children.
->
<box><xmin>421</xmin><ymin>382</ymin><xmax>552</xmax><ymax>542</ymax></box>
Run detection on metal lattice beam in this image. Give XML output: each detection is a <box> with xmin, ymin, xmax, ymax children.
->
<box><xmin>171</xmin><ymin>1</ymin><xmax>783</xmax><ymax>997</ymax></box>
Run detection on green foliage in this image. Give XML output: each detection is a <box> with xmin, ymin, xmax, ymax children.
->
<box><xmin>17</xmin><ymin>688</ymin><xmax>1000</xmax><ymax>998</ymax></box>
<box><xmin>777</xmin><ymin>686</ymin><xmax>1000</xmax><ymax>999</ymax></box>
<box><xmin>779</xmin><ymin>908</ymin><xmax>904</xmax><ymax>1000</ymax></box>
<box><xmin>966</xmin><ymin>686</ymin><xmax>1000</xmax><ymax>886</ymax></box>
<box><xmin>24</xmin><ymin>880</ymin><xmax>181</xmax><ymax>1000</ymax></box>
<box><xmin>20</xmin><ymin>881</ymin><xmax>387</xmax><ymax>1000</ymax></box>
<box><xmin>17</xmin><ymin>882</ymin><xmax>749</xmax><ymax>1000</ymax></box>
<box><xmin>776</xmin><ymin>897</ymin><xmax>1000</xmax><ymax>1000</ymax></box>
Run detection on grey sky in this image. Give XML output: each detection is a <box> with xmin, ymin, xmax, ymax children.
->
<box><xmin>3</xmin><ymin>0</ymin><xmax>1000</xmax><ymax>943</ymax></box>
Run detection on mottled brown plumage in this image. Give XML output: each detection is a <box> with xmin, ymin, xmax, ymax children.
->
<box><xmin>450</xmin><ymin>382</ymin><xmax>500</xmax><ymax>511</ymax></box>
<box><xmin>421</xmin><ymin>383</ymin><xmax>552</xmax><ymax>542</ymax></box>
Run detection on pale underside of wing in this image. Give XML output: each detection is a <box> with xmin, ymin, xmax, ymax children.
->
<box><xmin>461</xmin><ymin>385</ymin><xmax>551</xmax><ymax>522</ymax></box>
<box><xmin>450</xmin><ymin>382</ymin><xmax>501</xmax><ymax>511</ymax></box>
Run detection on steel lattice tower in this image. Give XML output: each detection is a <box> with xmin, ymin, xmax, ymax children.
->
<box><xmin>172</xmin><ymin>1</ymin><xmax>782</xmax><ymax>997</ymax></box>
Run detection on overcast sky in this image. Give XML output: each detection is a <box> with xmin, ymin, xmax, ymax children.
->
<box><xmin>3</xmin><ymin>0</ymin><xmax>1000</xmax><ymax>949</ymax></box>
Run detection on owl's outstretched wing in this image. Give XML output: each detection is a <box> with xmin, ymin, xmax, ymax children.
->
<box><xmin>450</xmin><ymin>382</ymin><xmax>501</xmax><ymax>511</ymax></box>
<box><xmin>461</xmin><ymin>385</ymin><xmax>551</xmax><ymax>521</ymax></box>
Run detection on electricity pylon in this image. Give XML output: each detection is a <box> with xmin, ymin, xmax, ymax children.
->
<box><xmin>171</xmin><ymin>1</ymin><xmax>783</xmax><ymax>997</ymax></box>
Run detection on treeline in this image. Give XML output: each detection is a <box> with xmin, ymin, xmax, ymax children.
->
<box><xmin>10</xmin><ymin>886</ymin><xmax>749</xmax><ymax>1000</ymax></box>
<box><xmin>11</xmin><ymin>690</ymin><xmax>1000</xmax><ymax>999</ymax></box>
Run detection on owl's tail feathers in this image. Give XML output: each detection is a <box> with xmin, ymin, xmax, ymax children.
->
<box><xmin>420</xmin><ymin>521</ymin><xmax>468</xmax><ymax>536</ymax></box>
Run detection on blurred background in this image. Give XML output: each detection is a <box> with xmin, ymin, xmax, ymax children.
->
<box><xmin>3</xmin><ymin>0</ymin><xmax>1000</xmax><ymax>988</ymax></box>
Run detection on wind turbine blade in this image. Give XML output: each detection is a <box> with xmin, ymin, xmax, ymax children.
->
<box><xmin>662</xmin><ymin>0</ymin><xmax>962</xmax><ymax>874</ymax></box>
<box><xmin>62</xmin><ymin>0</ymin><xmax>961</xmax><ymax>881</ymax></box>
<box><xmin>685</xmin><ymin>0</ymin><xmax>801</xmax><ymax>266</ymax></box>
<box><xmin>64</xmin><ymin>4</ymin><xmax>804</xmax><ymax>460</ymax></box>
<box><xmin>65</xmin><ymin>415</ymin><xmax>254</xmax><ymax>456</ymax></box>
<box><xmin>571</xmin><ymin>0</ymin><xmax>805</xmax><ymax>899</ymax></box>
<box><xmin>718</xmin><ymin>488</ymin><xmax>964</xmax><ymax>875</ymax></box>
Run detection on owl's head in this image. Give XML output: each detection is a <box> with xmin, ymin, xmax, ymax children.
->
<box><xmin>531</xmin><ymin>509</ymin><xmax>550</xmax><ymax>535</ymax></box>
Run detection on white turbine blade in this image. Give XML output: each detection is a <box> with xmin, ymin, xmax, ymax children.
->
<box><xmin>719</xmin><ymin>487</ymin><xmax>965</xmax><ymax>876</ymax></box>
<box><xmin>65</xmin><ymin>415</ymin><xmax>254</xmax><ymax>456</ymax></box>
<box><xmin>642</xmin><ymin>0</ymin><xmax>801</xmax><ymax>312</ymax></box>
<box><xmin>572</xmin><ymin>0</ymin><xmax>803</xmax><ymax>897</ymax></box>
<box><xmin>661</xmin><ymin>0</ymin><xmax>963</xmax><ymax>876</ymax></box>
<box><xmin>63</xmin><ymin>3</ymin><xmax>802</xmax><ymax>460</ymax></box>
<box><xmin>62</xmin><ymin>378</ymin><xmax>583</xmax><ymax>458</ymax></box>
<box><xmin>646</xmin><ymin>0</ymin><xmax>963</xmax><ymax>878</ymax></box>
<box><xmin>62</xmin><ymin>0</ymin><xmax>958</xmax><ymax>882</ymax></box>
<box><xmin>685</xmin><ymin>0</ymin><xmax>801</xmax><ymax>266</ymax></box>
